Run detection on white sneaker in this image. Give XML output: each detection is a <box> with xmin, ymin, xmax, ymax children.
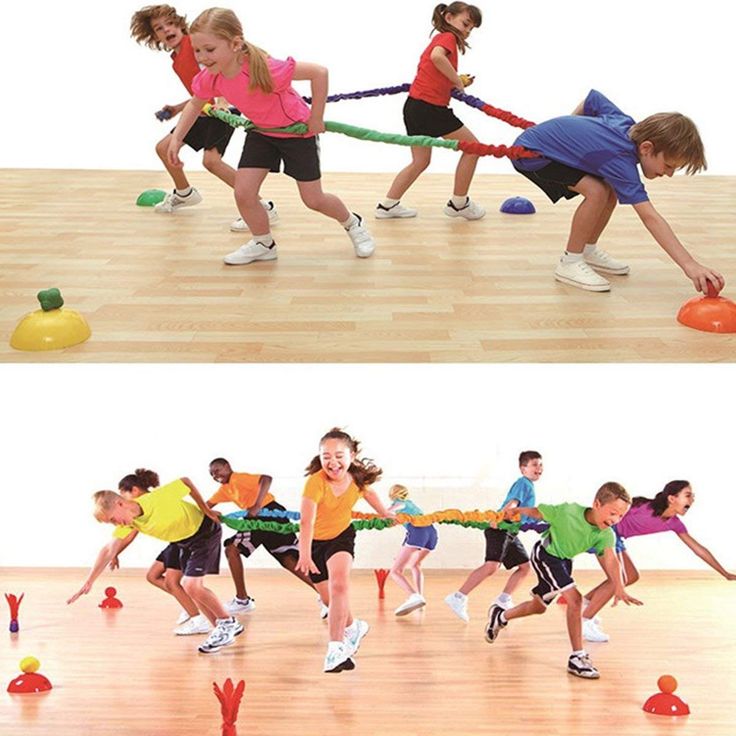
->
<box><xmin>175</xmin><ymin>609</ymin><xmax>191</xmax><ymax>625</ymax></box>
<box><xmin>555</xmin><ymin>258</ymin><xmax>611</xmax><ymax>292</ymax></box>
<box><xmin>443</xmin><ymin>197</ymin><xmax>486</xmax><ymax>220</ymax></box>
<box><xmin>229</xmin><ymin>200</ymin><xmax>280</xmax><ymax>232</ymax></box>
<box><xmin>346</xmin><ymin>214</ymin><xmax>375</xmax><ymax>258</ymax></box>
<box><xmin>174</xmin><ymin>614</ymin><xmax>212</xmax><ymax>635</ymax></box>
<box><xmin>155</xmin><ymin>188</ymin><xmax>203</xmax><ymax>213</ymax></box>
<box><xmin>581</xmin><ymin>599</ymin><xmax>602</xmax><ymax>625</ymax></box>
<box><xmin>582</xmin><ymin>617</ymin><xmax>610</xmax><ymax>643</ymax></box>
<box><xmin>584</xmin><ymin>246</ymin><xmax>629</xmax><ymax>275</ymax></box>
<box><xmin>197</xmin><ymin>617</ymin><xmax>244</xmax><ymax>654</ymax></box>
<box><xmin>343</xmin><ymin>619</ymin><xmax>369</xmax><ymax>656</ymax></box>
<box><xmin>224</xmin><ymin>596</ymin><xmax>256</xmax><ymax>614</ymax></box>
<box><xmin>395</xmin><ymin>593</ymin><xmax>426</xmax><ymax>616</ymax></box>
<box><xmin>323</xmin><ymin>641</ymin><xmax>355</xmax><ymax>673</ymax></box>
<box><xmin>375</xmin><ymin>202</ymin><xmax>418</xmax><ymax>219</ymax></box>
<box><xmin>567</xmin><ymin>652</ymin><xmax>600</xmax><ymax>679</ymax></box>
<box><xmin>494</xmin><ymin>594</ymin><xmax>513</xmax><ymax>610</ymax></box>
<box><xmin>223</xmin><ymin>240</ymin><xmax>277</xmax><ymax>265</ymax></box>
<box><xmin>318</xmin><ymin>598</ymin><xmax>329</xmax><ymax>620</ymax></box>
<box><xmin>444</xmin><ymin>592</ymin><xmax>469</xmax><ymax>622</ymax></box>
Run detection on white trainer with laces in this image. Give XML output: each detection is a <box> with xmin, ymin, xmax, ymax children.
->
<box><xmin>444</xmin><ymin>592</ymin><xmax>470</xmax><ymax>622</ymax></box>
<box><xmin>443</xmin><ymin>197</ymin><xmax>486</xmax><ymax>220</ymax></box>
<box><xmin>567</xmin><ymin>652</ymin><xmax>600</xmax><ymax>679</ymax></box>
<box><xmin>584</xmin><ymin>246</ymin><xmax>629</xmax><ymax>275</ymax></box>
<box><xmin>375</xmin><ymin>202</ymin><xmax>418</xmax><ymax>219</ymax></box>
<box><xmin>174</xmin><ymin>614</ymin><xmax>212</xmax><ymax>636</ymax></box>
<box><xmin>225</xmin><ymin>596</ymin><xmax>256</xmax><ymax>614</ymax></box>
<box><xmin>555</xmin><ymin>258</ymin><xmax>611</xmax><ymax>292</ymax></box>
<box><xmin>197</xmin><ymin>617</ymin><xmax>244</xmax><ymax>654</ymax></box>
<box><xmin>323</xmin><ymin>641</ymin><xmax>355</xmax><ymax>673</ymax></box>
<box><xmin>343</xmin><ymin>619</ymin><xmax>370</xmax><ymax>656</ymax></box>
<box><xmin>223</xmin><ymin>239</ymin><xmax>278</xmax><ymax>265</ymax></box>
<box><xmin>582</xmin><ymin>617</ymin><xmax>610</xmax><ymax>643</ymax></box>
<box><xmin>175</xmin><ymin>609</ymin><xmax>191</xmax><ymax>625</ymax></box>
<box><xmin>395</xmin><ymin>592</ymin><xmax>426</xmax><ymax>616</ymax></box>
<box><xmin>318</xmin><ymin>598</ymin><xmax>329</xmax><ymax>620</ymax></box>
<box><xmin>230</xmin><ymin>200</ymin><xmax>280</xmax><ymax>232</ymax></box>
<box><xmin>155</xmin><ymin>188</ymin><xmax>203</xmax><ymax>213</ymax></box>
<box><xmin>346</xmin><ymin>214</ymin><xmax>376</xmax><ymax>258</ymax></box>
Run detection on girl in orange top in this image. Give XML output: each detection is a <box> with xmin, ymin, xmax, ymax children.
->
<box><xmin>296</xmin><ymin>428</ymin><xmax>394</xmax><ymax>673</ymax></box>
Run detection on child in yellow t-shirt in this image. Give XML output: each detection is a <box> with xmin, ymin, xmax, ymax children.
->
<box><xmin>207</xmin><ymin>457</ymin><xmax>326</xmax><ymax>616</ymax></box>
<box><xmin>67</xmin><ymin>474</ymin><xmax>242</xmax><ymax>654</ymax></box>
<box><xmin>295</xmin><ymin>428</ymin><xmax>394</xmax><ymax>673</ymax></box>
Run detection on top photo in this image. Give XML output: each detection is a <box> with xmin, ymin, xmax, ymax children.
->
<box><xmin>2</xmin><ymin>0</ymin><xmax>734</xmax><ymax>362</ymax></box>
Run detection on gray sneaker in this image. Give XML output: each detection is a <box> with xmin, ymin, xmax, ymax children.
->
<box><xmin>197</xmin><ymin>618</ymin><xmax>244</xmax><ymax>654</ymax></box>
<box><xmin>155</xmin><ymin>188</ymin><xmax>203</xmax><ymax>213</ymax></box>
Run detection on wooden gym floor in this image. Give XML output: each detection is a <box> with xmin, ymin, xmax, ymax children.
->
<box><xmin>2</xmin><ymin>568</ymin><xmax>735</xmax><ymax>735</ymax></box>
<box><xmin>1</xmin><ymin>170</ymin><xmax>735</xmax><ymax>363</ymax></box>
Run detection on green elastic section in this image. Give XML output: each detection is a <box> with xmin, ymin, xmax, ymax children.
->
<box><xmin>206</xmin><ymin>107</ymin><xmax>460</xmax><ymax>152</ymax></box>
<box><xmin>221</xmin><ymin>516</ymin><xmax>521</xmax><ymax>534</ymax></box>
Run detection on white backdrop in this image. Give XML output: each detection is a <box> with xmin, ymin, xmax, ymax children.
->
<box><xmin>1</xmin><ymin>363</ymin><xmax>734</xmax><ymax>573</ymax></box>
<box><xmin>3</xmin><ymin>0</ymin><xmax>735</xmax><ymax>173</ymax></box>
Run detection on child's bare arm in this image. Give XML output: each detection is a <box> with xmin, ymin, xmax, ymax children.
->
<box><xmin>363</xmin><ymin>489</ymin><xmax>397</xmax><ymax>518</ymax></box>
<box><xmin>633</xmin><ymin>200</ymin><xmax>724</xmax><ymax>293</ymax></box>
<box><xmin>678</xmin><ymin>533</ymin><xmax>736</xmax><ymax>580</ymax></box>
<box><xmin>504</xmin><ymin>506</ymin><xmax>542</xmax><ymax>521</ymax></box>
<box><xmin>67</xmin><ymin>537</ymin><xmax>127</xmax><ymax>604</ymax></box>
<box><xmin>599</xmin><ymin>548</ymin><xmax>643</xmax><ymax>606</ymax></box>
<box><xmin>293</xmin><ymin>62</ymin><xmax>327</xmax><ymax>134</ymax></box>
<box><xmin>109</xmin><ymin>529</ymin><xmax>139</xmax><ymax>570</ymax></box>
<box><xmin>247</xmin><ymin>475</ymin><xmax>273</xmax><ymax>517</ymax></box>
<box><xmin>181</xmin><ymin>477</ymin><xmax>221</xmax><ymax>522</ymax></box>
<box><xmin>430</xmin><ymin>46</ymin><xmax>464</xmax><ymax>90</ymax></box>
<box><xmin>167</xmin><ymin>97</ymin><xmax>209</xmax><ymax>166</ymax></box>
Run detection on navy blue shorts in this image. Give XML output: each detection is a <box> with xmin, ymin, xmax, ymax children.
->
<box><xmin>155</xmin><ymin>543</ymin><xmax>190</xmax><ymax>571</ymax></box>
<box><xmin>530</xmin><ymin>540</ymin><xmax>575</xmax><ymax>605</ymax></box>
<box><xmin>175</xmin><ymin>516</ymin><xmax>222</xmax><ymax>578</ymax></box>
<box><xmin>402</xmin><ymin>523</ymin><xmax>438</xmax><ymax>551</ymax></box>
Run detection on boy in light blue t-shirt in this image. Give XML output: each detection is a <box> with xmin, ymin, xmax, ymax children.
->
<box><xmin>513</xmin><ymin>89</ymin><xmax>724</xmax><ymax>295</ymax></box>
<box><xmin>444</xmin><ymin>451</ymin><xmax>544</xmax><ymax>623</ymax></box>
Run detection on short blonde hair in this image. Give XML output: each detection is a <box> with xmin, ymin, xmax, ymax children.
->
<box><xmin>389</xmin><ymin>484</ymin><xmax>410</xmax><ymax>501</ymax></box>
<box><xmin>92</xmin><ymin>490</ymin><xmax>121</xmax><ymax>522</ymax></box>
<box><xmin>629</xmin><ymin>113</ymin><xmax>706</xmax><ymax>175</ymax></box>
<box><xmin>594</xmin><ymin>482</ymin><xmax>631</xmax><ymax>506</ymax></box>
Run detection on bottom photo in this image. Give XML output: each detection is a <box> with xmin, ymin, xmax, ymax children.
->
<box><xmin>2</xmin><ymin>363</ymin><xmax>734</xmax><ymax>736</ymax></box>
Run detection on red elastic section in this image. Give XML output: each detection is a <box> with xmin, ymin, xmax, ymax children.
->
<box><xmin>480</xmin><ymin>104</ymin><xmax>536</xmax><ymax>130</ymax></box>
<box><xmin>458</xmin><ymin>141</ymin><xmax>541</xmax><ymax>159</ymax></box>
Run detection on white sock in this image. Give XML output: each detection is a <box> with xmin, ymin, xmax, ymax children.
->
<box><xmin>561</xmin><ymin>251</ymin><xmax>584</xmax><ymax>263</ymax></box>
<box><xmin>571</xmin><ymin>649</ymin><xmax>587</xmax><ymax>657</ymax></box>
<box><xmin>582</xmin><ymin>597</ymin><xmax>591</xmax><ymax>608</ymax></box>
<box><xmin>341</xmin><ymin>213</ymin><xmax>359</xmax><ymax>229</ymax></box>
<box><xmin>453</xmin><ymin>591</ymin><xmax>467</xmax><ymax>600</ymax></box>
<box><xmin>496</xmin><ymin>592</ymin><xmax>512</xmax><ymax>602</ymax></box>
<box><xmin>381</xmin><ymin>197</ymin><xmax>400</xmax><ymax>208</ymax></box>
<box><xmin>583</xmin><ymin>244</ymin><xmax>598</xmax><ymax>256</ymax></box>
<box><xmin>253</xmin><ymin>234</ymin><xmax>274</xmax><ymax>247</ymax></box>
<box><xmin>175</xmin><ymin>186</ymin><xmax>193</xmax><ymax>197</ymax></box>
<box><xmin>451</xmin><ymin>195</ymin><xmax>469</xmax><ymax>209</ymax></box>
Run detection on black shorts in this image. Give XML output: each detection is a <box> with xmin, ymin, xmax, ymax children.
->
<box><xmin>403</xmin><ymin>96</ymin><xmax>464</xmax><ymax>138</ymax></box>
<box><xmin>484</xmin><ymin>528</ymin><xmax>530</xmax><ymax>567</ymax></box>
<box><xmin>513</xmin><ymin>160</ymin><xmax>589</xmax><ymax>203</ymax></box>
<box><xmin>155</xmin><ymin>543</ymin><xmax>190</xmax><ymax>571</ymax></box>
<box><xmin>239</xmin><ymin>130</ymin><xmax>321</xmax><ymax>181</ymax></box>
<box><xmin>224</xmin><ymin>501</ymin><xmax>299</xmax><ymax>562</ymax></box>
<box><xmin>177</xmin><ymin>116</ymin><xmax>234</xmax><ymax>155</ymax></box>
<box><xmin>175</xmin><ymin>516</ymin><xmax>222</xmax><ymax>578</ymax></box>
<box><xmin>530</xmin><ymin>540</ymin><xmax>575</xmax><ymax>605</ymax></box>
<box><xmin>309</xmin><ymin>525</ymin><xmax>356</xmax><ymax>584</ymax></box>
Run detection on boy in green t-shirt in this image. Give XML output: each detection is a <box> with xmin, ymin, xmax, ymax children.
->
<box><xmin>484</xmin><ymin>482</ymin><xmax>642</xmax><ymax>679</ymax></box>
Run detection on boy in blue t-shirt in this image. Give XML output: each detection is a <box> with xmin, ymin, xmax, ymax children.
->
<box><xmin>444</xmin><ymin>451</ymin><xmax>544</xmax><ymax>623</ymax></box>
<box><xmin>513</xmin><ymin>89</ymin><xmax>724</xmax><ymax>294</ymax></box>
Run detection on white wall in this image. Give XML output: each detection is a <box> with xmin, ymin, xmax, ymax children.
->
<box><xmin>2</xmin><ymin>364</ymin><xmax>734</xmax><ymax>573</ymax></box>
<box><xmin>3</xmin><ymin>0</ymin><xmax>734</xmax><ymax>173</ymax></box>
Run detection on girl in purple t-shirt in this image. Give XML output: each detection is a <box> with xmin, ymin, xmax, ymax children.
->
<box><xmin>582</xmin><ymin>480</ymin><xmax>735</xmax><ymax>643</ymax></box>
<box><xmin>167</xmin><ymin>7</ymin><xmax>376</xmax><ymax>266</ymax></box>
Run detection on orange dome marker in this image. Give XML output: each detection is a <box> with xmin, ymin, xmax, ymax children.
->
<box><xmin>677</xmin><ymin>283</ymin><xmax>736</xmax><ymax>334</ymax></box>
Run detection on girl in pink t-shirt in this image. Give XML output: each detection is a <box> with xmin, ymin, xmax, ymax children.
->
<box><xmin>167</xmin><ymin>7</ymin><xmax>376</xmax><ymax>266</ymax></box>
<box><xmin>581</xmin><ymin>480</ymin><xmax>736</xmax><ymax>643</ymax></box>
<box><xmin>377</xmin><ymin>3</ymin><xmax>485</xmax><ymax>221</ymax></box>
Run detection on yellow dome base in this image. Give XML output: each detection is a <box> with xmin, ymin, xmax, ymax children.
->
<box><xmin>10</xmin><ymin>308</ymin><xmax>91</xmax><ymax>351</ymax></box>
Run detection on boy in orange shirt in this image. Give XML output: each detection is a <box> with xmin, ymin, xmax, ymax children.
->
<box><xmin>207</xmin><ymin>458</ymin><xmax>326</xmax><ymax>617</ymax></box>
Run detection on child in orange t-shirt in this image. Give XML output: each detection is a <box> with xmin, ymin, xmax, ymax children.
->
<box><xmin>296</xmin><ymin>429</ymin><xmax>394</xmax><ymax>673</ymax></box>
<box><xmin>130</xmin><ymin>4</ymin><xmax>278</xmax><ymax>229</ymax></box>
<box><xmin>207</xmin><ymin>457</ymin><xmax>326</xmax><ymax>617</ymax></box>
<box><xmin>376</xmin><ymin>2</ymin><xmax>485</xmax><ymax>220</ymax></box>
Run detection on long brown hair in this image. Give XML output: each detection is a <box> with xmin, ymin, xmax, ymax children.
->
<box><xmin>304</xmin><ymin>428</ymin><xmax>383</xmax><ymax>489</ymax></box>
<box><xmin>191</xmin><ymin>7</ymin><xmax>274</xmax><ymax>93</ymax></box>
<box><xmin>632</xmin><ymin>480</ymin><xmax>691</xmax><ymax>517</ymax></box>
<box><xmin>431</xmin><ymin>2</ymin><xmax>482</xmax><ymax>54</ymax></box>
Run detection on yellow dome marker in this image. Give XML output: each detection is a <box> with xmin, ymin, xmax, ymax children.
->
<box><xmin>10</xmin><ymin>288</ymin><xmax>91</xmax><ymax>351</ymax></box>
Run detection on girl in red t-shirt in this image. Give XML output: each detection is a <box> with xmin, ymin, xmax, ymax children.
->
<box><xmin>377</xmin><ymin>3</ymin><xmax>485</xmax><ymax>221</ymax></box>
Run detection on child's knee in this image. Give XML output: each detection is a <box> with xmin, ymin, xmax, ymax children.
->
<box><xmin>202</xmin><ymin>149</ymin><xmax>222</xmax><ymax>172</ymax></box>
<box><xmin>181</xmin><ymin>577</ymin><xmax>199</xmax><ymax>594</ymax></box>
<box><xmin>531</xmin><ymin>597</ymin><xmax>547</xmax><ymax>614</ymax></box>
<box><xmin>564</xmin><ymin>588</ymin><xmax>583</xmax><ymax>609</ymax></box>
<box><xmin>145</xmin><ymin>570</ymin><xmax>161</xmax><ymax>586</ymax></box>
<box><xmin>225</xmin><ymin>544</ymin><xmax>239</xmax><ymax>560</ymax></box>
<box><xmin>163</xmin><ymin>575</ymin><xmax>179</xmax><ymax>593</ymax></box>
<box><xmin>516</xmin><ymin>562</ymin><xmax>530</xmax><ymax>576</ymax></box>
<box><xmin>300</xmin><ymin>191</ymin><xmax>324</xmax><ymax>211</ymax></box>
<box><xmin>626</xmin><ymin>569</ymin><xmax>640</xmax><ymax>585</ymax></box>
